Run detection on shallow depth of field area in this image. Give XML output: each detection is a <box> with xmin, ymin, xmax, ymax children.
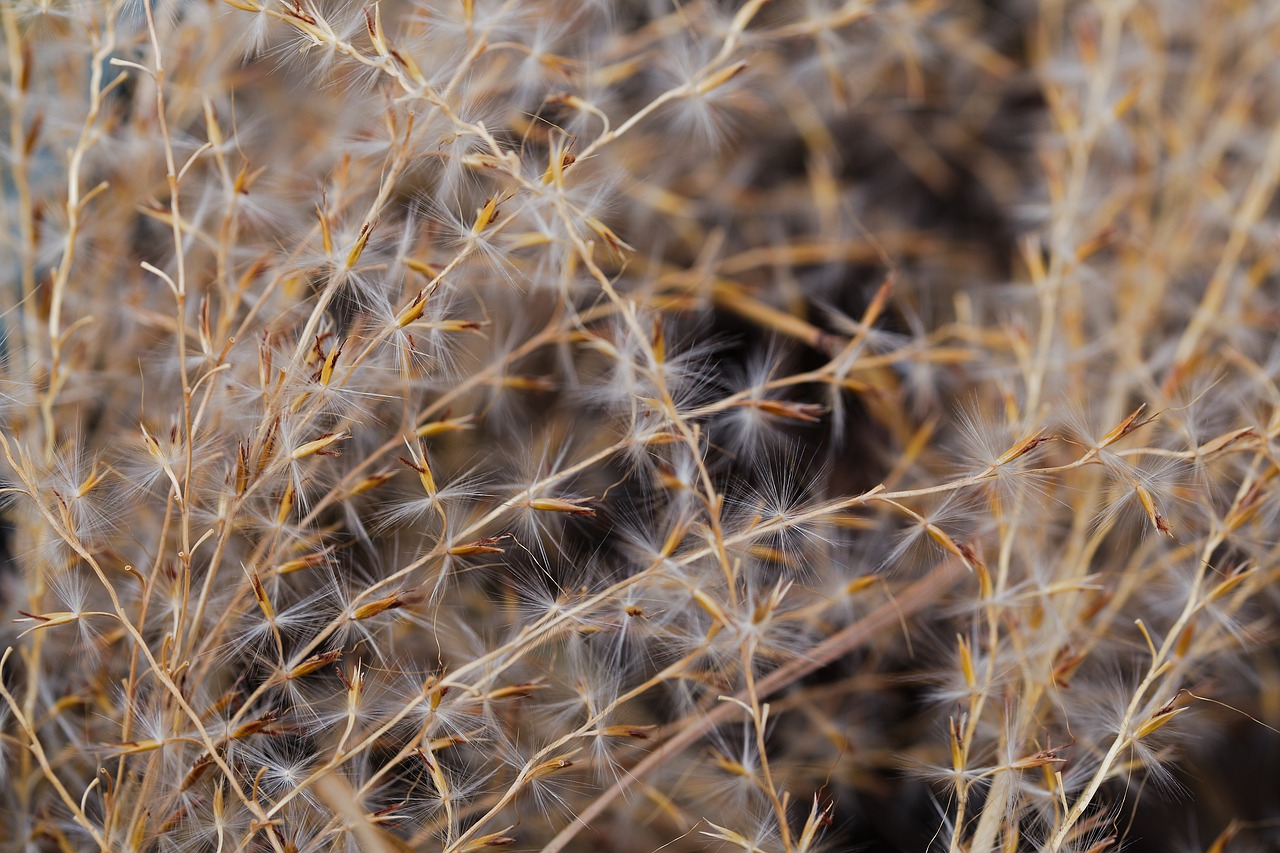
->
<box><xmin>2</xmin><ymin>1</ymin><xmax>1280</xmax><ymax>851</ymax></box>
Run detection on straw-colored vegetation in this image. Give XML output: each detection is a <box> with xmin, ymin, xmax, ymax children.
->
<box><xmin>2</xmin><ymin>0</ymin><xmax>1279</xmax><ymax>850</ymax></box>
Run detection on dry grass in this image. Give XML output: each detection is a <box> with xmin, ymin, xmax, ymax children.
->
<box><xmin>2</xmin><ymin>0</ymin><xmax>1279</xmax><ymax>850</ymax></box>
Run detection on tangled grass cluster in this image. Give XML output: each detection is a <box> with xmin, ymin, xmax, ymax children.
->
<box><xmin>3</xmin><ymin>0</ymin><xmax>1280</xmax><ymax>850</ymax></box>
